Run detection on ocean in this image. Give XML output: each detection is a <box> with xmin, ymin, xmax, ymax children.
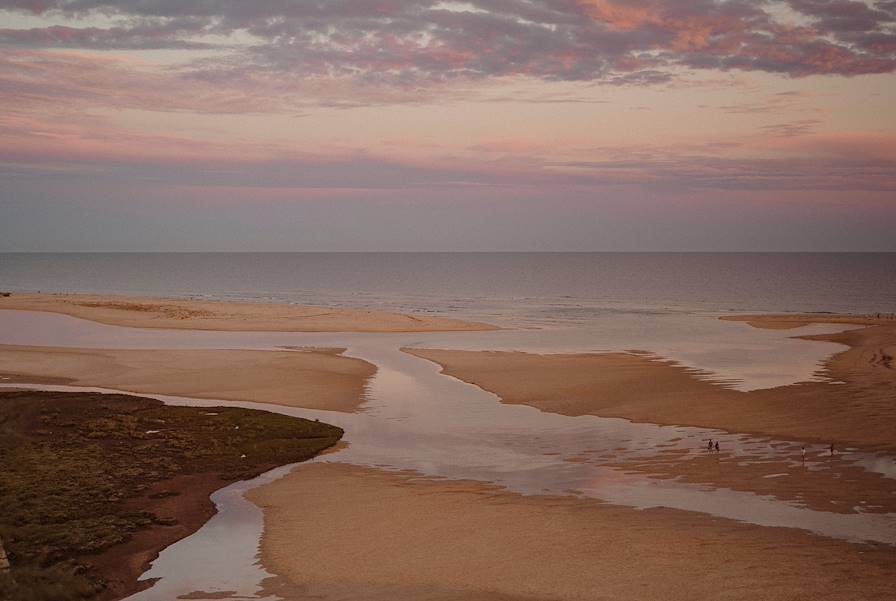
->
<box><xmin>1</xmin><ymin>252</ymin><xmax>893</xmax><ymax>325</ymax></box>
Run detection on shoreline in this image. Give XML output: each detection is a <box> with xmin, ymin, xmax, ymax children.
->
<box><xmin>404</xmin><ymin>314</ymin><xmax>896</xmax><ymax>449</ymax></box>
<box><xmin>721</xmin><ymin>312</ymin><xmax>896</xmax><ymax>330</ymax></box>
<box><xmin>0</xmin><ymin>292</ymin><xmax>499</xmax><ymax>333</ymax></box>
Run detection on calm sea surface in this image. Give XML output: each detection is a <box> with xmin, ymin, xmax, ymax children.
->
<box><xmin>1</xmin><ymin>253</ymin><xmax>893</xmax><ymax>325</ymax></box>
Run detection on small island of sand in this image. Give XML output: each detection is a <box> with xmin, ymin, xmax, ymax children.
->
<box><xmin>0</xmin><ymin>292</ymin><xmax>498</xmax><ymax>333</ymax></box>
<box><xmin>404</xmin><ymin>313</ymin><xmax>896</xmax><ymax>449</ymax></box>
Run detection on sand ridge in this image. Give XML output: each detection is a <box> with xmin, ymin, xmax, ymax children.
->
<box><xmin>721</xmin><ymin>313</ymin><xmax>896</xmax><ymax>330</ymax></box>
<box><xmin>0</xmin><ymin>292</ymin><xmax>498</xmax><ymax>332</ymax></box>
<box><xmin>0</xmin><ymin>345</ymin><xmax>375</xmax><ymax>412</ymax></box>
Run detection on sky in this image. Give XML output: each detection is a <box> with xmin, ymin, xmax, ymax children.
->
<box><xmin>0</xmin><ymin>0</ymin><xmax>894</xmax><ymax>251</ymax></box>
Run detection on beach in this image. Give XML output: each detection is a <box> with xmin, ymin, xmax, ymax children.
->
<box><xmin>1</xmin><ymin>296</ymin><xmax>894</xmax><ymax>600</ymax></box>
<box><xmin>247</xmin><ymin>462</ymin><xmax>896</xmax><ymax>601</ymax></box>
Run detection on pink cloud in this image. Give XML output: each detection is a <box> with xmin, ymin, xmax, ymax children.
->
<box><xmin>0</xmin><ymin>0</ymin><xmax>891</xmax><ymax>95</ymax></box>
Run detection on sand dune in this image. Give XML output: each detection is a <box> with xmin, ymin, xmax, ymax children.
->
<box><xmin>0</xmin><ymin>292</ymin><xmax>497</xmax><ymax>332</ymax></box>
<box><xmin>247</xmin><ymin>463</ymin><xmax>896</xmax><ymax>601</ymax></box>
<box><xmin>0</xmin><ymin>345</ymin><xmax>375</xmax><ymax>412</ymax></box>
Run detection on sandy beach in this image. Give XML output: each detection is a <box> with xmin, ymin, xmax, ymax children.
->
<box><xmin>405</xmin><ymin>315</ymin><xmax>896</xmax><ymax>449</ymax></box>
<box><xmin>2</xmin><ymin>302</ymin><xmax>894</xmax><ymax>600</ymax></box>
<box><xmin>247</xmin><ymin>463</ymin><xmax>896</xmax><ymax>601</ymax></box>
<box><xmin>0</xmin><ymin>345</ymin><xmax>375</xmax><ymax>412</ymax></box>
<box><xmin>0</xmin><ymin>292</ymin><xmax>498</xmax><ymax>332</ymax></box>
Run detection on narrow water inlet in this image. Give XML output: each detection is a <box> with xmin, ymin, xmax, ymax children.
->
<box><xmin>123</xmin><ymin>464</ymin><xmax>295</xmax><ymax>601</ymax></box>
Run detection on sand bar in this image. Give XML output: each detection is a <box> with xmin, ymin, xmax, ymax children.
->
<box><xmin>0</xmin><ymin>345</ymin><xmax>375</xmax><ymax>412</ymax></box>
<box><xmin>405</xmin><ymin>315</ymin><xmax>896</xmax><ymax>448</ymax></box>
<box><xmin>247</xmin><ymin>463</ymin><xmax>896</xmax><ymax>601</ymax></box>
<box><xmin>721</xmin><ymin>312</ymin><xmax>896</xmax><ymax>330</ymax></box>
<box><xmin>0</xmin><ymin>292</ymin><xmax>497</xmax><ymax>332</ymax></box>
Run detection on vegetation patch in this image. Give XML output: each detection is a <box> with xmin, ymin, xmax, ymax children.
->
<box><xmin>0</xmin><ymin>390</ymin><xmax>342</xmax><ymax>601</ymax></box>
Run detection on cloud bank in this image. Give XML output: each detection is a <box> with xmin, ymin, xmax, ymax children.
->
<box><xmin>1</xmin><ymin>0</ymin><xmax>893</xmax><ymax>90</ymax></box>
<box><xmin>1</xmin><ymin>1</ymin><xmax>894</xmax><ymax>250</ymax></box>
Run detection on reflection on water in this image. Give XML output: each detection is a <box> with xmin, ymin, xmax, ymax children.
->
<box><xmin>0</xmin><ymin>310</ymin><xmax>893</xmax><ymax>600</ymax></box>
<box><xmin>124</xmin><ymin>464</ymin><xmax>293</xmax><ymax>601</ymax></box>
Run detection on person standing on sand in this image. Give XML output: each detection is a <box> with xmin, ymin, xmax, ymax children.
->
<box><xmin>714</xmin><ymin>441</ymin><xmax>720</xmax><ymax>452</ymax></box>
<box><xmin>801</xmin><ymin>446</ymin><xmax>806</xmax><ymax>462</ymax></box>
<box><xmin>707</xmin><ymin>439</ymin><xmax>713</xmax><ymax>451</ymax></box>
<box><xmin>830</xmin><ymin>443</ymin><xmax>835</xmax><ymax>456</ymax></box>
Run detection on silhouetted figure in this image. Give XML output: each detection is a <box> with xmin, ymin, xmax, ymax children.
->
<box><xmin>801</xmin><ymin>446</ymin><xmax>806</xmax><ymax>461</ymax></box>
<box><xmin>707</xmin><ymin>439</ymin><xmax>713</xmax><ymax>451</ymax></box>
<box><xmin>830</xmin><ymin>443</ymin><xmax>835</xmax><ymax>456</ymax></box>
<box><xmin>714</xmin><ymin>441</ymin><xmax>720</xmax><ymax>452</ymax></box>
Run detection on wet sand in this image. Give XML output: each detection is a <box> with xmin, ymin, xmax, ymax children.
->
<box><xmin>721</xmin><ymin>313</ymin><xmax>896</xmax><ymax>330</ymax></box>
<box><xmin>405</xmin><ymin>315</ymin><xmax>896</xmax><ymax>449</ymax></box>
<box><xmin>0</xmin><ymin>292</ymin><xmax>497</xmax><ymax>332</ymax></box>
<box><xmin>608</xmin><ymin>449</ymin><xmax>896</xmax><ymax>515</ymax></box>
<box><xmin>248</xmin><ymin>463</ymin><xmax>896</xmax><ymax>601</ymax></box>
<box><xmin>0</xmin><ymin>345</ymin><xmax>375</xmax><ymax>412</ymax></box>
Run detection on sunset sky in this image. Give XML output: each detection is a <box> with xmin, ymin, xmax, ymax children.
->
<box><xmin>1</xmin><ymin>0</ymin><xmax>894</xmax><ymax>251</ymax></box>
